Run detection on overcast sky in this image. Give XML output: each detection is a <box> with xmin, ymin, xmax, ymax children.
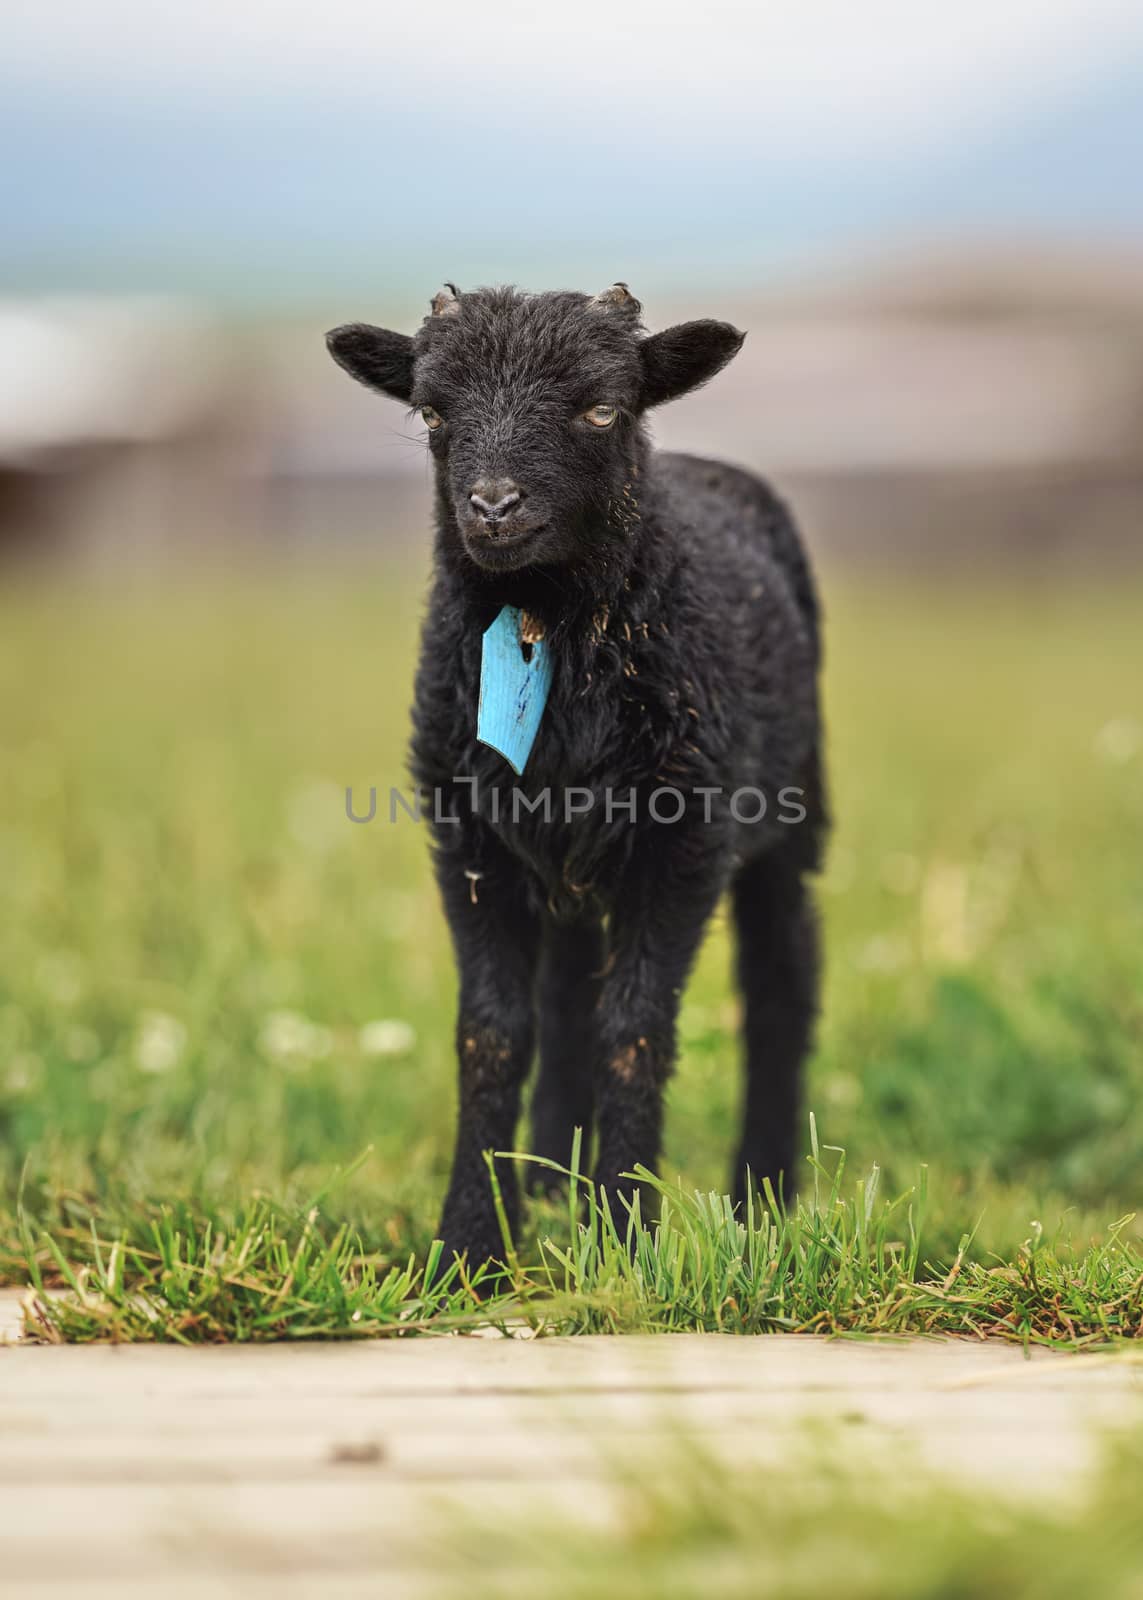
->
<box><xmin>4</xmin><ymin>1</ymin><xmax>1143</xmax><ymax>301</ymax></box>
<box><xmin>8</xmin><ymin>0</ymin><xmax>1143</xmax><ymax>149</ymax></box>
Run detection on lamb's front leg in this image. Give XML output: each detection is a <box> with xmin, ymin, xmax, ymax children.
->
<box><xmin>527</xmin><ymin>913</ymin><xmax>605</xmax><ymax>1192</ymax></box>
<box><xmin>436</xmin><ymin>844</ymin><xmax>540</xmax><ymax>1270</ymax></box>
<box><xmin>593</xmin><ymin>838</ymin><xmax>724</xmax><ymax>1226</ymax></box>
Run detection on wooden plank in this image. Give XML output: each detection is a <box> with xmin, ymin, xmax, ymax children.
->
<box><xmin>0</xmin><ymin>1387</ymin><xmax>1134</xmax><ymax>1461</ymax></box>
<box><xmin>5</xmin><ymin>1326</ymin><xmax>1133</xmax><ymax>1391</ymax></box>
<box><xmin>1</xmin><ymin>1290</ymin><xmax>1140</xmax><ymax>1592</ymax></box>
<box><xmin>0</xmin><ymin>1478</ymin><xmax>618</xmax><ymax>1583</ymax></box>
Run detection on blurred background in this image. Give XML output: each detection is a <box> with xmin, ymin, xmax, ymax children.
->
<box><xmin>1</xmin><ymin>1</ymin><xmax>1141</xmax><ymax>1261</ymax></box>
<box><xmin>3</xmin><ymin>0</ymin><xmax>1143</xmax><ymax>571</ymax></box>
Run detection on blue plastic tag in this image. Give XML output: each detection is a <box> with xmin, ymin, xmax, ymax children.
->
<box><xmin>477</xmin><ymin>605</ymin><xmax>553</xmax><ymax>775</ymax></box>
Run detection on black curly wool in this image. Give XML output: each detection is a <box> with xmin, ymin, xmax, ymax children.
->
<box><xmin>327</xmin><ymin>284</ymin><xmax>827</xmax><ymax>1267</ymax></box>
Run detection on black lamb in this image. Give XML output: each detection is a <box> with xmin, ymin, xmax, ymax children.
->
<box><xmin>327</xmin><ymin>282</ymin><xmax>827</xmax><ymax>1267</ymax></box>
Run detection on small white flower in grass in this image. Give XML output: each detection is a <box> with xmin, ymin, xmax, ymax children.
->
<box><xmin>6</xmin><ymin>1053</ymin><xmax>41</xmax><ymax>1093</ymax></box>
<box><xmin>135</xmin><ymin>1012</ymin><xmax>186</xmax><ymax>1074</ymax></box>
<box><xmin>1095</xmin><ymin>717</ymin><xmax>1141</xmax><ymax>765</ymax></box>
<box><xmin>359</xmin><ymin>1019</ymin><xmax>416</xmax><ymax>1058</ymax></box>
<box><xmin>259</xmin><ymin>1010</ymin><xmax>333</xmax><ymax>1067</ymax></box>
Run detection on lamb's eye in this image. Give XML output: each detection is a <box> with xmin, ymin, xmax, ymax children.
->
<box><xmin>583</xmin><ymin>404</ymin><xmax>618</xmax><ymax>428</ymax></box>
<box><xmin>421</xmin><ymin>405</ymin><xmax>444</xmax><ymax>430</ymax></box>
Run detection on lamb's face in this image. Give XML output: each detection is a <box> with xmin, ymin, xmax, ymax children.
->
<box><xmin>409</xmin><ymin>286</ymin><xmax>644</xmax><ymax>573</ymax></box>
<box><xmin>326</xmin><ymin>286</ymin><xmax>744</xmax><ymax>576</ymax></box>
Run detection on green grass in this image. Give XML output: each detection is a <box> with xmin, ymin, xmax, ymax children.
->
<box><xmin>442</xmin><ymin>1425</ymin><xmax>1143</xmax><ymax>1600</ymax></box>
<box><xmin>2</xmin><ymin>561</ymin><xmax>1142</xmax><ymax>1339</ymax></box>
<box><xmin>20</xmin><ymin>1134</ymin><xmax>1142</xmax><ymax>1344</ymax></box>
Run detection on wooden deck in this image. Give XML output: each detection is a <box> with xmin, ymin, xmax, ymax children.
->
<box><xmin>2</xmin><ymin>1289</ymin><xmax>1140</xmax><ymax>1596</ymax></box>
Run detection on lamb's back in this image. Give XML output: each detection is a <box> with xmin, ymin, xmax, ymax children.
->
<box><xmin>653</xmin><ymin>451</ymin><xmax>820</xmax><ymax>659</ymax></box>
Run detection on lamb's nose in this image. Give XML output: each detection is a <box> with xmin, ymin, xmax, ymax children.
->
<box><xmin>469</xmin><ymin>479</ymin><xmax>522</xmax><ymax>523</ymax></box>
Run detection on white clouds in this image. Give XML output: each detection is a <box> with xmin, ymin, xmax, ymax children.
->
<box><xmin>7</xmin><ymin>0</ymin><xmax>1143</xmax><ymax>157</ymax></box>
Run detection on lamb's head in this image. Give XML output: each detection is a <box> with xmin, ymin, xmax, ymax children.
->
<box><xmin>326</xmin><ymin>284</ymin><xmax>743</xmax><ymax>574</ymax></box>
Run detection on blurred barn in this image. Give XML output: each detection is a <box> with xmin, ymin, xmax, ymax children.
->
<box><xmin>3</xmin><ymin>249</ymin><xmax>1142</xmax><ymax>573</ymax></box>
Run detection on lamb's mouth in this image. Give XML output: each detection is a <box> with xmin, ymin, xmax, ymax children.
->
<box><xmin>462</xmin><ymin>523</ymin><xmax>548</xmax><ymax>569</ymax></box>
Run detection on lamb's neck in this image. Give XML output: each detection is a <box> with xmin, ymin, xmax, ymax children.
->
<box><xmin>440</xmin><ymin>527</ymin><xmax>646</xmax><ymax>645</ymax></box>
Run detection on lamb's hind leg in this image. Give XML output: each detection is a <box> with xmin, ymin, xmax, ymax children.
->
<box><xmin>732</xmin><ymin>844</ymin><xmax>820</xmax><ymax>1208</ymax></box>
<box><xmin>527</xmin><ymin>914</ymin><xmax>605</xmax><ymax>1193</ymax></box>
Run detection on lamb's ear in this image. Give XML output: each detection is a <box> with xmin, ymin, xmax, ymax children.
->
<box><xmin>639</xmin><ymin>320</ymin><xmax>745</xmax><ymax>407</ymax></box>
<box><xmin>325</xmin><ymin>324</ymin><xmax>414</xmax><ymax>402</ymax></box>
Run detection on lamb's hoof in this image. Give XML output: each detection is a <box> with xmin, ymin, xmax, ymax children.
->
<box><xmin>431</xmin><ymin>1227</ymin><xmax>512</xmax><ymax>1296</ymax></box>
